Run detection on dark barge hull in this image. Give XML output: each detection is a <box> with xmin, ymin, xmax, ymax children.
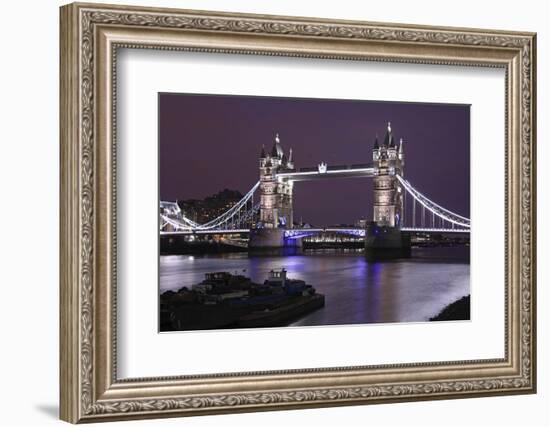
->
<box><xmin>237</xmin><ymin>294</ymin><xmax>325</xmax><ymax>328</ymax></box>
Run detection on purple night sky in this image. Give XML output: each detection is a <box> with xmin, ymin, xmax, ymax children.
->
<box><xmin>159</xmin><ymin>93</ymin><xmax>470</xmax><ymax>226</ymax></box>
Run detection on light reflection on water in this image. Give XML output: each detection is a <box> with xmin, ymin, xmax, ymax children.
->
<box><xmin>159</xmin><ymin>247</ymin><xmax>470</xmax><ymax>326</ymax></box>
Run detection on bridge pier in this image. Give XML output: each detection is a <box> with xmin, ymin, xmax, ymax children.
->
<box><xmin>248</xmin><ymin>228</ymin><xmax>302</xmax><ymax>250</ymax></box>
<box><xmin>365</xmin><ymin>222</ymin><xmax>411</xmax><ymax>260</ymax></box>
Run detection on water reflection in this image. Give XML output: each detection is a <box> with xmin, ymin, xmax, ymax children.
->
<box><xmin>159</xmin><ymin>247</ymin><xmax>470</xmax><ymax>326</ymax></box>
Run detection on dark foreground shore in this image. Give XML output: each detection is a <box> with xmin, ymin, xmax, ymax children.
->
<box><xmin>430</xmin><ymin>295</ymin><xmax>470</xmax><ymax>321</ymax></box>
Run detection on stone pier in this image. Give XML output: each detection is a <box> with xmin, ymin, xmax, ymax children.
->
<box><xmin>364</xmin><ymin>222</ymin><xmax>411</xmax><ymax>259</ymax></box>
<box><xmin>248</xmin><ymin>228</ymin><xmax>302</xmax><ymax>249</ymax></box>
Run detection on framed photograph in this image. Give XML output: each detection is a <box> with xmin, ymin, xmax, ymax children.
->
<box><xmin>60</xmin><ymin>2</ymin><xmax>536</xmax><ymax>423</ymax></box>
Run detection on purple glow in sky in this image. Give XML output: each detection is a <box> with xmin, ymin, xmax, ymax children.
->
<box><xmin>159</xmin><ymin>93</ymin><xmax>470</xmax><ymax>226</ymax></box>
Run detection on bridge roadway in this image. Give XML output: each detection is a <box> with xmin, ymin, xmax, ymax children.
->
<box><xmin>160</xmin><ymin>227</ymin><xmax>470</xmax><ymax>237</ymax></box>
<box><xmin>275</xmin><ymin>166</ymin><xmax>374</xmax><ymax>182</ymax></box>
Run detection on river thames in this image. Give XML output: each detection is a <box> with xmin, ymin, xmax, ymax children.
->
<box><xmin>159</xmin><ymin>246</ymin><xmax>470</xmax><ymax>326</ymax></box>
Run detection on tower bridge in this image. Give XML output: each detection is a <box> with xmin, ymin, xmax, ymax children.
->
<box><xmin>160</xmin><ymin>122</ymin><xmax>470</xmax><ymax>257</ymax></box>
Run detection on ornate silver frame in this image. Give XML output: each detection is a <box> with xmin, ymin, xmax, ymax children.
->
<box><xmin>60</xmin><ymin>2</ymin><xmax>537</xmax><ymax>423</ymax></box>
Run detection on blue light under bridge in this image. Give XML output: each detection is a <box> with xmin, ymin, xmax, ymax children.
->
<box><xmin>284</xmin><ymin>228</ymin><xmax>367</xmax><ymax>240</ymax></box>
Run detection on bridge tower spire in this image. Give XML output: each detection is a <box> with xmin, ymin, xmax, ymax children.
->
<box><xmin>372</xmin><ymin>122</ymin><xmax>405</xmax><ymax>228</ymax></box>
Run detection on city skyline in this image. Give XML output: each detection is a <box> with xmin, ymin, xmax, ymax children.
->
<box><xmin>159</xmin><ymin>93</ymin><xmax>470</xmax><ymax>226</ymax></box>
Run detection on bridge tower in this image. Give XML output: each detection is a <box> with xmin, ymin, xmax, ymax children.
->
<box><xmin>366</xmin><ymin>122</ymin><xmax>410</xmax><ymax>259</ymax></box>
<box><xmin>258</xmin><ymin>133</ymin><xmax>295</xmax><ymax>229</ymax></box>
<box><xmin>372</xmin><ymin>122</ymin><xmax>405</xmax><ymax>228</ymax></box>
<box><xmin>251</xmin><ymin>133</ymin><xmax>298</xmax><ymax>249</ymax></box>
